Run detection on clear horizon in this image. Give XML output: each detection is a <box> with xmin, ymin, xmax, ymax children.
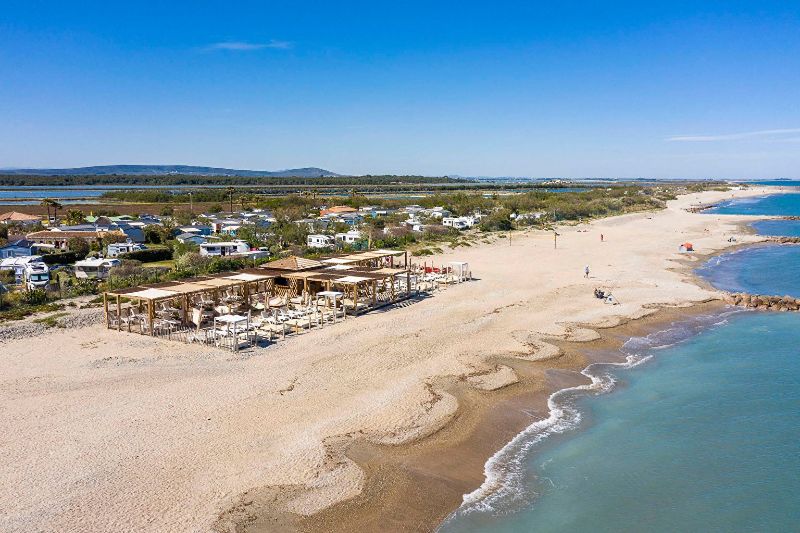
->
<box><xmin>2</xmin><ymin>1</ymin><xmax>799</xmax><ymax>179</ymax></box>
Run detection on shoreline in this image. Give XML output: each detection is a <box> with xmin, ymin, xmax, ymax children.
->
<box><xmin>241</xmin><ymin>190</ymin><xmax>785</xmax><ymax>532</ymax></box>
<box><xmin>0</xmin><ymin>186</ymin><xmax>785</xmax><ymax>532</ymax></box>
<box><xmin>284</xmin><ymin>300</ymin><xmax>731</xmax><ymax>533</ymax></box>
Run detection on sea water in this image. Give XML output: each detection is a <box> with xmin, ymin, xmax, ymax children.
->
<box><xmin>707</xmin><ymin>192</ymin><xmax>800</xmax><ymax>216</ymax></box>
<box><xmin>440</xmin><ymin>311</ymin><xmax>800</xmax><ymax>533</ymax></box>
<box><xmin>440</xmin><ymin>193</ymin><xmax>800</xmax><ymax>532</ymax></box>
<box><xmin>695</xmin><ymin>244</ymin><xmax>800</xmax><ymax>298</ymax></box>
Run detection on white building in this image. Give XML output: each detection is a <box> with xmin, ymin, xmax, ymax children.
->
<box><xmin>307</xmin><ymin>234</ymin><xmax>335</xmax><ymax>248</ymax></box>
<box><xmin>199</xmin><ymin>240</ymin><xmax>251</xmax><ymax>257</ymax></box>
<box><xmin>335</xmin><ymin>230</ymin><xmax>362</xmax><ymax>244</ymax></box>
<box><xmin>442</xmin><ymin>216</ymin><xmax>477</xmax><ymax>230</ymax></box>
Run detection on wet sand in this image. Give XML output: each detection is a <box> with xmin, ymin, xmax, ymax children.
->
<box><xmin>270</xmin><ymin>302</ymin><xmax>727</xmax><ymax>533</ymax></box>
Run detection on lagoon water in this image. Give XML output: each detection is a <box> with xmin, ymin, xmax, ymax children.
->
<box><xmin>440</xmin><ymin>193</ymin><xmax>800</xmax><ymax>533</ymax></box>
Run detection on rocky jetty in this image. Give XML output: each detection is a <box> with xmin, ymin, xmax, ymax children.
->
<box><xmin>768</xmin><ymin>236</ymin><xmax>800</xmax><ymax>244</ymax></box>
<box><xmin>725</xmin><ymin>292</ymin><xmax>800</xmax><ymax>312</ymax></box>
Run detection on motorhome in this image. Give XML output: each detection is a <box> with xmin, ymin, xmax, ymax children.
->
<box><xmin>199</xmin><ymin>240</ymin><xmax>251</xmax><ymax>257</ymax></box>
<box><xmin>24</xmin><ymin>262</ymin><xmax>50</xmax><ymax>290</ymax></box>
<box><xmin>74</xmin><ymin>257</ymin><xmax>121</xmax><ymax>280</ymax></box>
<box><xmin>307</xmin><ymin>234</ymin><xmax>335</xmax><ymax>248</ymax></box>
<box><xmin>0</xmin><ymin>255</ymin><xmax>50</xmax><ymax>289</ymax></box>
<box><xmin>106</xmin><ymin>241</ymin><xmax>146</xmax><ymax>257</ymax></box>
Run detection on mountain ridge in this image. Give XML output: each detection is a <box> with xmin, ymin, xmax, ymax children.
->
<box><xmin>0</xmin><ymin>164</ymin><xmax>339</xmax><ymax>177</ymax></box>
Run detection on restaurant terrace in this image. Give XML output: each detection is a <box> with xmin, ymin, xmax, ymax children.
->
<box><xmin>102</xmin><ymin>249</ymin><xmax>471</xmax><ymax>351</ymax></box>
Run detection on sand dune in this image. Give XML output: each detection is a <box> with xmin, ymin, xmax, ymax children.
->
<box><xmin>0</xmin><ymin>187</ymin><xmax>777</xmax><ymax>532</ymax></box>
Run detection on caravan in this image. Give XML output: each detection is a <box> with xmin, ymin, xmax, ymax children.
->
<box><xmin>74</xmin><ymin>257</ymin><xmax>121</xmax><ymax>280</ymax></box>
<box><xmin>0</xmin><ymin>255</ymin><xmax>50</xmax><ymax>289</ymax></box>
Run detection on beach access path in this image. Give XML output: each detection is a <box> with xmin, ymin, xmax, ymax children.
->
<box><xmin>0</xmin><ymin>186</ymin><xmax>780</xmax><ymax>532</ymax></box>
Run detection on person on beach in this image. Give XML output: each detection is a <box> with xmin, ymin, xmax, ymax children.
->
<box><xmin>585</xmin><ymin>265</ymin><xmax>590</xmax><ymax>278</ymax></box>
<box><xmin>601</xmin><ymin>233</ymin><xmax>604</xmax><ymax>242</ymax></box>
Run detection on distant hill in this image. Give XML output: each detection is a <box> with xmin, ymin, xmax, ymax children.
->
<box><xmin>1</xmin><ymin>165</ymin><xmax>339</xmax><ymax>178</ymax></box>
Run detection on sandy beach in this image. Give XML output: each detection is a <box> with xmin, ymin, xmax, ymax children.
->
<box><xmin>0</xmin><ymin>186</ymin><xmax>782</xmax><ymax>532</ymax></box>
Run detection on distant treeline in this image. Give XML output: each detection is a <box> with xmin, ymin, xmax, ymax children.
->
<box><xmin>0</xmin><ymin>174</ymin><xmax>468</xmax><ymax>187</ymax></box>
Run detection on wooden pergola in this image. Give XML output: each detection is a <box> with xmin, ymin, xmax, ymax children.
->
<box><xmin>103</xmin><ymin>270</ymin><xmax>276</xmax><ymax>335</ymax></box>
<box><xmin>103</xmin><ymin>249</ymin><xmax>415</xmax><ymax>336</ymax></box>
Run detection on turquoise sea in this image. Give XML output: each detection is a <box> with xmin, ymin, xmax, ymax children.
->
<box><xmin>439</xmin><ymin>194</ymin><xmax>800</xmax><ymax>533</ymax></box>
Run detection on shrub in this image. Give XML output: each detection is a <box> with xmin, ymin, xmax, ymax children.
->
<box><xmin>42</xmin><ymin>251</ymin><xmax>83</xmax><ymax>265</ymax></box>
<box><xmin>174</xmin><ymin>251</ymin><xmax>211</xmax><ymax>273</ymax></box>
<box><xmin>21</xmin><ymin>288</ymin><xmax>48</xmax><ymax>305</ymax></box>
<box><xmin>119</xmin><ymin>248</ymin><xmax>173</xmax><ymax>263</ymax></box>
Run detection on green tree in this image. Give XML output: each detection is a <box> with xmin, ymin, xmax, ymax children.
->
<box><xmin>66</xmin><ymin>237</ymin><xmax>90</xmax><ymax>257</ymax></box>
<box><xmin>64</xmin><ymin>209</ymin><xmax>85</xmax><ymax>225</ymax></box>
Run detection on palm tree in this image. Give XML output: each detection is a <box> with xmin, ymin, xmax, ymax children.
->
<box><xmin>51</xmin><ymin>200</ymin><xmax>63</xmax><ymax>223</ymax></box>
<box><xmin>39</xmin><ymin>198</ymin><xmax>53</xmax><ymax>223</ymax></box>
<box><xmin>226</xmin><ymin>187</ymin><xmax>236</xmax><ymax>213</ymax></box>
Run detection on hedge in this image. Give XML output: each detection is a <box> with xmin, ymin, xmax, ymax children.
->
<box><xmin>119</xmin><ymin>248</ymin><xmax>173</xmax><ymax>262</ymax></box>
<box><xmin>42</xmin><ymin>251</ymin><xmax>83</xmax><ymax>265</ymax></box>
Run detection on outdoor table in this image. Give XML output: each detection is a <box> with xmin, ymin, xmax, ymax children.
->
<box><xmin>213</xmin><ymin>314</ymin><xmax>250</xmax><ymax>352</ymax></box>
<box><xmin>316</xmin><ymin>291</ymin><xmax>344</xmax><ymax>323</ymax></box>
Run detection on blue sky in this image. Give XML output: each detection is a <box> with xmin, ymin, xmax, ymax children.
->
<box><xmin>1</xmin><ymin>1</ymin><xmax>799</xmax><ymax>178</ymax></box>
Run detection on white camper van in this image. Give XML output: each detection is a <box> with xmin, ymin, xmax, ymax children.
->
<box><xmin>0</xmin><ymin>255</ymin><xmax>50</xmax><ymax>289</ymax></box>
<box><xmin>74</xmin><ymin>257</ymin><xmax>121</xmax><ymax>280</ymax></box>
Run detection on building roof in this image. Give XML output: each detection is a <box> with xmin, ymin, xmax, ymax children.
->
<box><xmin>263</xmin><ymin>255</ymin><xmax>324</xmax><ymax>271</ymax></box>
<box><xmin>320</xmin><ymin>205</ymin><xmax>357</xmax><ymax>216</ymax></box>
<box><xmin>176</xmin><ymin>232</ymin><xmax>204</xmax><ymax>240</ymax></box>
<box><xmin>0</xmin><ymin>238</ymin><xmax>34</xmax><ymax>249</ymax></box>
<box><xmin>0</xmin><ymin>211</ymin><xmax>40</xmax><ymax>222</ymax></box>
<box><xmin>27</xmin><ymin>230</ymin><xmax>125</xmax><ymax>240</ymax></box>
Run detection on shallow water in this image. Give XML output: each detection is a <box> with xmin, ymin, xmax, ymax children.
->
<box><xmin>707</xmin><ymin>193</ymin><xmax>800</xmax><ymax>216</ymax></box>
<box><xmin>695</xmin><ymin>244</ymin><xmax>800</xmax><ymax>298</ymax></box>
<box><xmin>440</xmin><ymin>311</ymin><xmax>800</xmax><ymax>533</ymax></box>
<box><xmin>750</xmin><ymin>219</ymin><xmax>800</xmax><ymax>237</ymax></box>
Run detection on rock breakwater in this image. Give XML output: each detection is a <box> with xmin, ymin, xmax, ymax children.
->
<box><xmin>725</xmin><ymin>293</ymin><xmax>800</xmax><ymax>312</ymax></box>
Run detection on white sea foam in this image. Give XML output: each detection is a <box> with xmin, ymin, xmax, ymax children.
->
<box><xmin>455</xmin><ymin>351</ymin><xmax>650</xmax><ymax>517</ymax></box>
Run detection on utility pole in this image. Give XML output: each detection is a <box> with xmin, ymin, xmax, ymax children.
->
<box><xmin>188</xmin><ymin>192</ymin><xmax>193</xmax><ymax>215</ymax></box>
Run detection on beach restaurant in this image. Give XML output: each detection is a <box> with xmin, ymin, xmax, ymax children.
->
<box><xmin>102</xmin><ymin>249</ymin><xmax>420</xmax><ymax>350</ymax></box>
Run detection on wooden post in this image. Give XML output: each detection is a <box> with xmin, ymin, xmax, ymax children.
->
<box><xmin>182</xmin><ymin>294</ymin><xmax>189</xmax><ymax>326</ymax></box>
<box><xmin>103</xmin><ymin>293</ymin><xmax>109</xmax><ymax>328</ymax></box>
<box><xmin>116</xmin><ymin>294</ymin><xmax>121</xmax><ymax>332</ymax></box>
<box><xmin>406</xmin><ymin>271</ymin><xmax>411</xmax><ymax>297</ymax></box>
<box><xmin>148</xmin><ymin>300</ymin><xmax>155</xmax><ymax>336</ymax></box>
<box><xmin>372</xmin><ymin>280</ymin><xmax>377</xmax><ymax>307</ymax></box>
<box><xmin>353</xmin><ymin>284</ymin><xmax>359</xmax><ymax>315</ymax></box>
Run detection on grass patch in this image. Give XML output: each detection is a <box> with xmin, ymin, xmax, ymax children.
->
<box><xmin>33</xmin><ymin>311</ymin><xmax>70</xmax><ymax>328</ymax></box>
<box><xmin>0</xmin><ymin>302</ymin><xmax>64</xmax><ymax>322</ymax></box>
<box><xmin>142</xmin><ymin>260</ymin><xmax>176</xmax><ymax>269</ymax></box>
